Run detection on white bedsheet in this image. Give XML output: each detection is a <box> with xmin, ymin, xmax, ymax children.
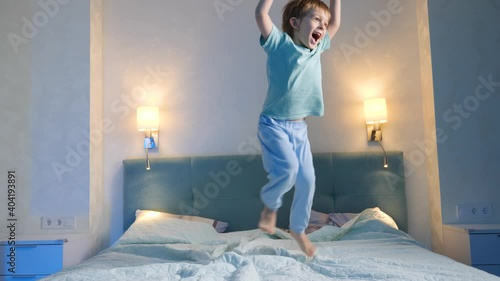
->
<box><xmin>42</xmin><ymin>209</ymin><xmax>500</xmax><ymax>281</ymax></box>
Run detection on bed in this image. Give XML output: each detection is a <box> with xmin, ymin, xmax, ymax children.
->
<box><xmin>42</xmin><ymin>151</ymin><xmax>499</xmax><ymax>280</ymax></box>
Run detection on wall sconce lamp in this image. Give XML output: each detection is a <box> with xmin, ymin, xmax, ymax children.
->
<box><xmin>364</xmin><ymin>98</ymin><xmax>388</xmax><ymax>168</ymax></box>
<box><xmin>137</xmin><ymin>106</ymin><xmax>159</xmax><ymax>170</ymax></box>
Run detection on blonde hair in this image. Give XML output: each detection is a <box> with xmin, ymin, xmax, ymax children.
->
<box><xmin>282</xmin><ymin>0</ymin><xmax>330</xmax><ymax>37</ymax></box>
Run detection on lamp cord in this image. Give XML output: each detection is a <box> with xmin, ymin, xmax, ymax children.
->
<box><xmin>145</xmin><ymin>146</ymin><xmax>151</xmax><ymax>170</ymax></box>
<box><xmin>377</xmin><ymin>140</ymin><xmax>389</xmax><ymax>168</ymax></box>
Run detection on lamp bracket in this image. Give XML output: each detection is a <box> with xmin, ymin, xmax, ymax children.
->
<box><xmin>366</xmin><ymin>124</ymin><xmax>382</xmax><ymax>142</ymax></box>
<box><xmin>144</xmin><ymin>131</ymin><xmax>159</xmax><ymax>149</ymax></box>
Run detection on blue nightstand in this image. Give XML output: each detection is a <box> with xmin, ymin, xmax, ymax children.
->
<box><xmin>0</xmin><ymin>239</ymin><xmax>64</xmax><ymax>280</ymax></box>
<box><xmin>443</xmin><ymin>224</ymin><xmax>500</xmax><ymax>277</ymax></box>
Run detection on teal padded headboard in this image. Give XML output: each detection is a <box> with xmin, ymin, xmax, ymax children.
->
<box><xmin>123</xmin><ymin>151</ymin><xmax>407</xmax><ymax>233</ymax></box>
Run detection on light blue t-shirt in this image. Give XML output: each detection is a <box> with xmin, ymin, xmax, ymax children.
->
<box><xmin>260</xmin><ymin>24</ymin><xmax>330</xmax><ymax>120</ymax></box>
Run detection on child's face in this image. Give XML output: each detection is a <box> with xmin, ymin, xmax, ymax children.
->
<box><xmin>291</xmin><ymin>8</ymin><xmax>329</xmax><ymax>50</ymax></box>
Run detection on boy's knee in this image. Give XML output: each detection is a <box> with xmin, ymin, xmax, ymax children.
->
<box><xmin>274</xmin><ymin>161</ymin><xmax>299</xmax><ymax>185</ymax></box>
<box><xmin>296</xmin><ymin>170</ymin><xmax>315</xmax><ymax>190</ymax></box>
<box><xmin>301</xmin><ymin>162</ymin><xmax>315</xmax><ymax>180</ymax></box>
<box><xmin>304</xmin><ymin>172</ymin><xmax>315</xmax><ymax>185</ymax></box>
<box><xmin>283</xmin><ymin>160</ymin><xmax>299</xmax><ymax>176</ymax></box>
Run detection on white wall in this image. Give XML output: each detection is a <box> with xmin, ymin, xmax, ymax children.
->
<box><xmin>0</xmin><ymin>0</ymin><xmax>91</xmax><ymax>236</ymax></box>
<box><xmin>0</xmin><ymin>0</ymin><xmax>33</xmax><ymax>235</ymax></box>
<box><xmin>416</xmin><ymin>0</ymin><xmax>443</xmax><ymax>253</ymax></box>
<box><xmin>102</xmin><ymin>0</ymin><xmax>433</xmax><ymax>248</ymax></box>
<box><xmin>428</xmin><ymin>1</ymin><xmax>500</xmax><ymax>224</ymax></box>
<box><xmin>30</xmin><ymin>0</ymin><xmax>90</xmax><ymax>219</ymax></box>
<box><xmin>89</xmin><ymin>0</ymin><xmax>105</xmax><ymax>256</ymax></box>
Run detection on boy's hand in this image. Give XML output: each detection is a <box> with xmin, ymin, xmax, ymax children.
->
<box><xmin>327</xmin><ymin>0</ymin><xmax>341</xmax><ymax>39</ymax></box>
<box><xmin>256</xmin><ymin>0</ymin><xmax>274</xmax><ymax>40</ymax></box>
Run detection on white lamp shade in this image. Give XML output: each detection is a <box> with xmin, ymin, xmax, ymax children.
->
<box><xmin>364</xmin><ymin>98</ymin><xmax>388</xmax><ymax>124</ymax></box>
<box><xmin>137</xmin><ymin>106</ymin><xmax>159</xmax><ymax>131</ymax></box>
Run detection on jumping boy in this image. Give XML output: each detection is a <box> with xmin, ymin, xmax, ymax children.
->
<box><xmin>255</xmin><ymin>0</ymin><xmax>341</xmax><ymax>257</ymax></box>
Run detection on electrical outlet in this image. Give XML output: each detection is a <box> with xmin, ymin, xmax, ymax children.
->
<box><xmin>41</xmin><ymin>217</ymin><xmax>76</xmax><ymax>229</ymax></box>
<box><xmin>457</xmin><ymin>204</ymin><xmax>492</xmax><ymax>218</ymax></box>
<box><xmin>480</xmin><ymin>205</ymin><xmax>492</xmax><ymax>216</ymax></box>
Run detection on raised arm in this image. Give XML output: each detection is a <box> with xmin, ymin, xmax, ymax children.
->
<box><xmin>327</xmin><ymin>0</ymin><xmax>341</xmax><ymax>39</ymax></box>
<box><xmin>255</xmin><ymin>0</ymin><xmax>274</xmax><ymax>40</ymax></box>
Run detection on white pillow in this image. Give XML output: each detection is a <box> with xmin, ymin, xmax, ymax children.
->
<box><xmin>340</xmin><ymin>207</ymin><xmax>399</xmax><ymax>230</ymax></box>
<box><xmin>136</xmin><ymin>209</ymin><xmax>229</xmax><ymax>233</ymax></box>
<box><xmin>116</xmin><ymin>211</ymin><xmax>221</xmax><ymax>245</ymax></box>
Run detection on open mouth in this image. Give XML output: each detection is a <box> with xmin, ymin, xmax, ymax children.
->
<box><xmin>312</xmin><ymin>32</ymin><xmax>322</xmax><ymax>43</ymax></box>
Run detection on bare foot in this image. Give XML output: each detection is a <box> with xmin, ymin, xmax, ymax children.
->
<box><xmin>290</xmin><ymin>230</ymin><xmax>316</xmax><ymax>257</ymax></box>
<box><xmin>258</xmin><ymin>207</ymin><xmax>277</xmax><ymax>235</ymax></box>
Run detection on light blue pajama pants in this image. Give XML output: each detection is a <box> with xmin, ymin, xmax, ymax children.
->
<box><xmin>257</xmin><ymin>115</ymin><xmax>315</xmax><ymax>233</ymax></box>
